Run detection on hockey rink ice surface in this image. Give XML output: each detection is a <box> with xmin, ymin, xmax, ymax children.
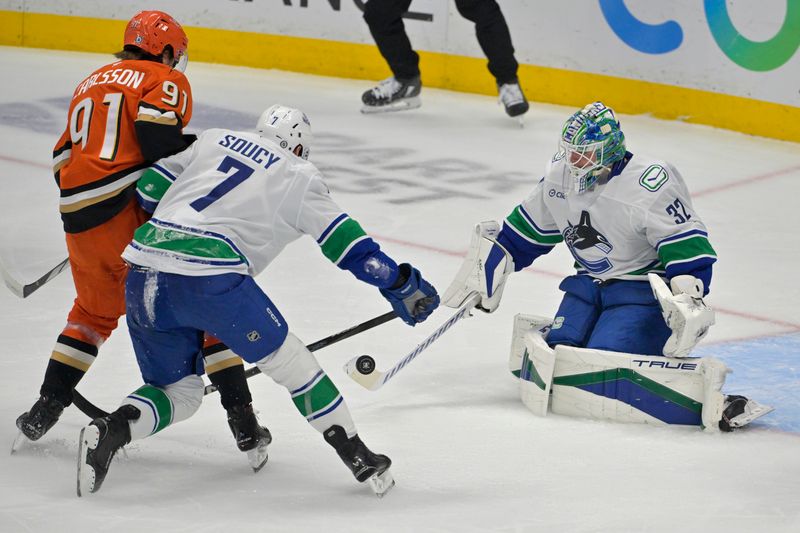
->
<box><xmin>1</xmin><ymin>47</ymin><xmax>798</xmax><ymax>532</ymax></box>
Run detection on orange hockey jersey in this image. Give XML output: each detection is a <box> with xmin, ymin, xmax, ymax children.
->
<box><xmin>53</xmin><ymin>59</ymin><xmax>193</xmax><ymax>233</ymax></box>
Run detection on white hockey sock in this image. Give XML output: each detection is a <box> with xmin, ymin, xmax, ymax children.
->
<box><xmin>123</xmin><ymin>375</ymin><xmax>204</xmax><ymax>441</ymax></box>
<box><xmin>257</xmin><ymin>332</ymin><xmax>357</xmax><ymax>437</ymax></box>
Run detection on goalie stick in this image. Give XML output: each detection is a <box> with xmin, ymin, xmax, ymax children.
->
<box><xmin>1</xmin><ymin>257</ymin><xmax>70</xmax><ymax>298</ymax></box>
<box><xmin>344</xmin><ymin>292</ymin><xmax>482</xmax><ymax>391</ymax></box>
<box><xmin>71</xmin><ymin>310</ymin><xmax>399</xmax><ymax>418</ymax></box>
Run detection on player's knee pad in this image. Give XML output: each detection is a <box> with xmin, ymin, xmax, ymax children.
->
<box><xmin>256</xmin><ymin>333</ymin><xmax>356</xmax><ymax>435</ymax></box>
<box><xmin>124</xmin><ymin>375</ymin><xmax>204</xmax><ymax>440</ymax></box>
<box><xmin>255</xmin><ymin>333</ymin><xmax>322</xmax><ymax>390</ymax></box>
<box><xmin>164</xmin><ymin>375</ymin><xmax>204</xmax><ymax>418</ymax></box>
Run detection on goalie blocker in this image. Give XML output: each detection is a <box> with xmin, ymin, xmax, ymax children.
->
<box><xmin>509</xmin><ymin>314</ymin><xmax>773</xmax><ymax>431</ymax></box>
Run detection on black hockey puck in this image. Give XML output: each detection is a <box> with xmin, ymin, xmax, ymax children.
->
<box><xmin>356</xmin><ymin>355</ymin><xmax>376</xmax><ymax>375</ymax></box>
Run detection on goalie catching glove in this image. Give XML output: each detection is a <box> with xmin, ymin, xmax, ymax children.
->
<box><xmin>442</xmin><ymin>221</ymin><xmax>514</xmax><ymax>312</ymax></box>
<box><xmin>380</xmin><ymin>263</ymin><xmax>440</xmax><ymax>326</ymax></box>
<box><xmin>648</xmin><ymin>273</ymin><xmax>715</xmax><ymax>358</ymax></box>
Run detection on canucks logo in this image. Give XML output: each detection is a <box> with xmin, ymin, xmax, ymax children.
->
<box><xmin>564</xmin><ymin>211</ymin><xmax>613</xmax><ymax>274</ymax></box>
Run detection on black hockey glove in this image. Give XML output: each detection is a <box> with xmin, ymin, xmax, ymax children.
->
<box><xmin>380</xmin><ymin>263</ymin><xmax>439</xmax><ymax>326</ymax></box>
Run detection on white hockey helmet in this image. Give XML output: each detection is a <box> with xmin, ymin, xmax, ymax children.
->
<box><xmin>256</xmin><ymin>104</ymin><xmax>313</xmax><ymax>160</ymax></box>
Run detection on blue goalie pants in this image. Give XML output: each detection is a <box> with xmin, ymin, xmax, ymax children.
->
<box><xmin>546</xmin><ymin>275</ymin><xmax>672</xmax><ymax>356</ymax></box>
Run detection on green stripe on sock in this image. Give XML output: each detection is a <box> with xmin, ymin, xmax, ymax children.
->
<box><xmin>319</xmin><ymin>218</ymin><xmax>367</xmax><ymax>263</ymax></box>
<box><xmin>553</xmin><ymin>368</ymin><xmax>702</xmax><ymax>414</ymax></box>
<box><xmin>506</xmin><ymin>207</ymin><xmax>563</xmax><ymax>245</ymax></box>
<box><xmin>292</xmin><ymin>375</ymin><xmax>341</xmax><ymax>417</ymax></box>
<box><xmin>134</xmin><ymin>222</ymin><xmax>243</xmax><ymax>261</ymax></box>
<box><xmin>131</xmin><ymin>385</ymin><xmax>173</xmax><ymax>434</ymax></box>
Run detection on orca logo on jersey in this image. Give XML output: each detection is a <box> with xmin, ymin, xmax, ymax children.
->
<box><xmin>564</xmin><ymin>211</ymin><xmax>614</xmax><ymax>274</ymax></box>
<box><xmin>219</xmin><ymin>134</ymin><xmax>282</xmax><ymax>171</ymax></box>
<box><xmin>565</xmin><ymin>211</ymin><xmax>612</xmax><ymax>253</ymax></box>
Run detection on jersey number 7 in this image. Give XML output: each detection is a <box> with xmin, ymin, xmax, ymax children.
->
<box><xmin>190</xmin><ymin>156</ymin><xmax>254</xmax><ymax>212</ymax></box>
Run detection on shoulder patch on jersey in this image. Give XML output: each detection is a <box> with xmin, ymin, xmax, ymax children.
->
<box><xmin>638</xmin><ymin>164</ymin><xmax>669</xmax><ymax>192</ymax></box>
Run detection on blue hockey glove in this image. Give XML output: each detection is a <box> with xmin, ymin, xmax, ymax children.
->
<box><xmin>380</xmin><ymin>263</ymin><xmax>440</xmax><ymax>326</ymax></box>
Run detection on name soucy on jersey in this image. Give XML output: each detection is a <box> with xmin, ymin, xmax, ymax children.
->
<box><xmin>501</xmin><ymin>152</ymin><xmax>717</xmax><ymax>281</ymax></box>
<box><xmin>123</xmin><ymin>129</ymin><xmax>380</xmax><ymax>279</ymax></box>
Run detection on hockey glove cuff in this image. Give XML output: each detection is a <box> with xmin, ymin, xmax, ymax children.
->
<box><xmin>380</xmin><ymin>263</ymin><xmax>440</xmax><ymax>326</ymax></box>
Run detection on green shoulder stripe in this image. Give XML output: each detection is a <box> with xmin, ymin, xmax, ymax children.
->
<box><xmin>506</xmin><ymin>206</ymin><xmax>563</xmax><ymax>245</ymax></box>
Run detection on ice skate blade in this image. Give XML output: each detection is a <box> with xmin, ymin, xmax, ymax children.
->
<box><xmin>368</xmin><ymin>468</ymin><xmax>395</xmax><ymax>498</ymax></box>
<box><xmin>77</xmin><ymin>425</ymin><xmax>100</xmax><ymax>497</ymax></box>
<box><xmin>361</xmin><ymin>97</ymin><xmax>421</xmax><ymax>114</ymax></box>
<box><xmin>10</xmin><ymin>431</ymin><xmax>27</xmax><ymax>455</ymax></box>
<box><xmin>247</xmin><ymin>441</ymin><xmax>269</xmax><ymax>473</ymax></box>
<box><xmin>730</xmin><ymin>402</ymin><xmax>775</xmax><ymax>429</ymax></box>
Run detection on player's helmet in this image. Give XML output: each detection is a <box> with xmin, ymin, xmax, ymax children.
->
<box><xmin>256</xmin><ymin>105</ymin><xmax>313</xmax><ymax>160</ymax></box>
<box><xmin>124</xmin><ymin>11</ymin><xmax>188</xmax><ymax>70</ymax></box>
<box><xmin>559</xmin><ymin>102</ymin><xmax>626</xmax><ymax>193</ymax></box>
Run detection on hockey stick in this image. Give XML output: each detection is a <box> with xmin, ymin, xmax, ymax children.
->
<box><xmin>204</xmin><ymin>310</ymin><xmax>398</xmax><ymax>394</ymax></box>
<box><xmin>1</xmin><ymin>257</ymin><xmax>70</xmax><ymax>298</ymax></box>
<box><xmin>70</xmin><ymin>310</ymin><xmax>399</xmax><ymax>418</ymax></box>
<box><xmin>343</xmin><ymin>292</ymin><xmax>482</xmax><ymax>391</ymax></box>
<box><xmin>72</xmin><ymin>389</ymin><xmax>110</xmax><ymax>420</ymax></box>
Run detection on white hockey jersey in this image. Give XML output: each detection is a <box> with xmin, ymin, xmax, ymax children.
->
<box><xmin>123</xmin><ymin>129</ymin><xmax>372</xmax><ymax>278</ymax></box>
<box><xmin>501</xmin><ymin>152</ymin><xmax>716</xmax><ymax>281</ymax></box>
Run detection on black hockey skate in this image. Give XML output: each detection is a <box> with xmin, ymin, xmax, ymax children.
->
<box><xmin>361</xmin><ymin>76</ymin><xmax>422</xmax><ymax>114</ymax></box>
<box><xmin>498</xmin><ymin>81</ymin><xmax>529</xmax><ymax>122</ymax></box>
<box><xmin>227</xmin><ymin>403</ymin><xmax>272</xmax><ymax>473</ymax></box>
<box><xmin>16</xmin><ymin>395</ymin><xmax>65</xmax><ymax>441</ymax></box>
<box><xmin>719</xmin><ymin>395</ymin><xmax>774</xmax><ymax>432</ymax></box>
<box><xmin>323</xmin><ymin>425</ymin><xmax>394</xmax><ymax>497</ymax></box>
<box><xmin>77</xmin><ymin>404</ymin><xmax>139</xmax><ymax>496</ymax></box>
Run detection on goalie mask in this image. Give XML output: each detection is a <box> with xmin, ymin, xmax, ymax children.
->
<box><xmin>559</xmin><ymin>102</ymin><xmax>626</xmax><ymax>194</ymax></box>
<box><xmin>256</xmin><ymin>105</ymin><xmax>313</xmax><ymax>160</ymax></box>
<box><xmin>124</xmin><ymin>10</ymin><xmax>189</xmax><ymax>71</ymax></box>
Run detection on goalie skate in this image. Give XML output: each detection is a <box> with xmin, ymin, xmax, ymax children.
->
<box><xmin>719</xmin><ymin>395</ymin><xmax>774</xmax><ymax>432</ymax></box>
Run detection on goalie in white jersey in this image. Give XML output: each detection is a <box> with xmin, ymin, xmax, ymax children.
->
<box><xmin>76</xmin><ymin>105</ymin><xmax>439</xmax><ymax>497</ymax></box>
<box><xmin>445</xmin><ymin>102</ymin><xmax>770</xmax><ymax>431</ymax></box>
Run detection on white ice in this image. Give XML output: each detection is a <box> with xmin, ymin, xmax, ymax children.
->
<box><xmin>1</xmin><ymin>47</ymin><xmax>799</xmax><ymax>533</ymax></box>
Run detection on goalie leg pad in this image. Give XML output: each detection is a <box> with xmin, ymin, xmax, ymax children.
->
<box><xmin>550</xmin><ymin>346</ymin><xmax>710</xmax><ymax>427</ymax></box>
<box><xmin>699</xmin><ymin>357</ymin><xmax>730</xmax><ymax>432</ymax></box>
<box><xmin>518</xmin><ymin>331</ymin><xmax>556</xmax><ymax>417</ymax></box>
<box><xmin>509</xmin><ymin>313</ymin><xmax>552</xmax><ymax>376</ymax></box>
